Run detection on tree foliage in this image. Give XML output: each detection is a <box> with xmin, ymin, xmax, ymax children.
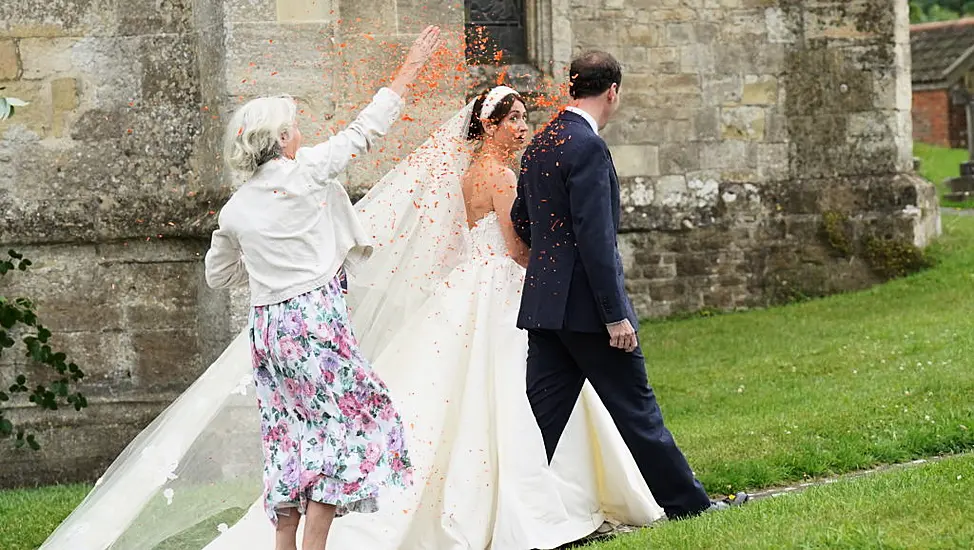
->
<box><xmin>910</xmin><ymin>0</ymin><xmax>974</xmax><ymax>23</ymax></box>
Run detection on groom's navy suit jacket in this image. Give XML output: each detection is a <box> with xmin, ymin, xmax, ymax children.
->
<box><xmin>513</xmin><ymin>113</ymin><xmax>712</xmax><ymax>519</ymax></box>
<box><xmin>512</xmin><ymin>110</ymin><xmax>637</xmax><ymax>333</ymax></box>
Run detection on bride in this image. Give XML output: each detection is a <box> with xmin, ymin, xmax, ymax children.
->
<box><xmin>40</xmin><ymin>87</ymin><xmax>662</xmax><ymax>549</ymax></box>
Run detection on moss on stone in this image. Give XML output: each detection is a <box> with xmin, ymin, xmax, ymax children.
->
<box><xmin>820</xmin><ymin>210</ymin><xmax>931</xmax><ymax>280</ymax></box>
<box><xmin>822</xmin><ymin>210</ymin><xmax>853</xmax><ymax>257</ymax></box>
<box><xmin>863</xmin><ymin>236</ymin><xmax>932</xmax><ymax>279</ymax></box>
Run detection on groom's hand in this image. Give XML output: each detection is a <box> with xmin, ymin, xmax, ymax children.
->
<box><xmin>607</xmin><ymin>319</ymin><xmax>638</xmax><ymax>353</ymax></box>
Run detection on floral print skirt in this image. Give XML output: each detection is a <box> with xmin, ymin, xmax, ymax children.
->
<box><xmin>249</xmin><ymin>276</ymin><xmax>412</xmax><ymax>525</ymax></box>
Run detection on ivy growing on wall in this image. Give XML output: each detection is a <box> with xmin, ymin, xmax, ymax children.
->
<box><xmin>0</xmin><ymin>93</ymin><xmax>89</xmax><ymax>450</ymax></box>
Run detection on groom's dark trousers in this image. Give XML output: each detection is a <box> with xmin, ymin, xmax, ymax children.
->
<box><xmin>512</xmin><ymin>111</ymin><xmax>711</xmax><ymax>519</ymax></box>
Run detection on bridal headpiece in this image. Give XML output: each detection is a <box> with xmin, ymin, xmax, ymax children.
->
<box><xmin>479</xmin><ymin>86</ymin><xmax>519</xmax><ymax>122</ymax></box>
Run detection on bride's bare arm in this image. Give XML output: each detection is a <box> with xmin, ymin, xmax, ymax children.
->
<box><xmin>492</xmin><ymin>168</ymin><xmax>530</xmax><ymax>268</ymax></box>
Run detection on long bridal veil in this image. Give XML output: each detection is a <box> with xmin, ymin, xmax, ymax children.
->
<box><xmin>40</xmin><ymin>101</ymin><xmax>475</xmax><ymax>549</ymax></box>
<box><xmin>344</xmin><ymin>101</ymin><xmax>473</xmax><ymax>358</ymax></box>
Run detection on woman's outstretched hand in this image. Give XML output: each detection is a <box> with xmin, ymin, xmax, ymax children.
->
<box><xmin>389</xmin><ymin>25</ymin><xmax>442</xmax><ymax>97</ymax></box>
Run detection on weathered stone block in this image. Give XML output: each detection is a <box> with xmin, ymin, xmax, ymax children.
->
<box><xmin>50</xmin><ymin>77</ymin><xmax>77</xmax><ymax>111</ymax></box>
<box><xmin>764</xmin><ymin>107</ymin><xmax>788</xmax><ymax>142</ymax></box>
<box><xmin>655</xmin><ymin>73</ymin><xmax>700</xmax><ymax>95</ymax></box>
<box><xmin>665</xmin><ymin>22</ymin><xmax>695</xmax><ymax>45</ymax></box>
<box><xmin>277</xmin><ymin>0</ymin><xmax>334</xmax><ymax>22</ymax></box>
<box><xmin>721</xmin><ymin>106</ymin><xmax>766</xmax><ymax>140</ymax></box>
<box><xmin>18</xmin><ymin>38</ymin><xmax>77</xmax><ymax>80</ymax></box>
<box><xmin>804</xmin><ymin>2</ymin><xmax>891</xmax><ymax>41</ymax></box>
<box><xmin>724</xmin><ymin>10</ymin><xmax>769</xmax><ymax>37</ymax></box>
<box><xmin>677</xmin><ymin>253</ymin><xmax>717</xmax><ymax>277</ymax></box>
<box><xmin>625</xmin><ymin>23</ymin><xmax>660</xmax><ymax>47</ymax></box>
<box><xmin>641</xmin><ymin>259</ymin><xmax>677</xmax><ymax>280</ymax></box>
<box><xmin>765</xmin><ymin>7</ymin><xmax>799</xmax><ymax>44</ymax></box>
<box><xmin>132</xmin><ymin>328</ymin><xmax>204</xmax><ymax>390</ymax></box>
<box><xmin>0</xmin><ymin>0</ymin><xmax>107</xmax><ymax>39</ymax></box>
<box><xmin>742</xmin><ymin>74</ymin><xmax>777</xmax><ymax>105</ymax></box>
<box><xmin>648</xmin><ymin>7</ymin><xmax>697</xmax><ymax>22</ymax></box>
<box><xmin>660</xmin><ymin>142</ymin><xmax>701</xmax><ymax>175</ymax></box>
<box><xmin>602</xmin><ymin>111</ymin><xmax>666</xmax><ymax>145</ymax></box>
<box><xmin>50</xmin><ymin>77</ymin><xmax>78</xmax><ymax>137</ymax></box>
<box><xmin>783</xmin><ymin>48</ymin><xmax>874</xmax><ymax>117</ymax></box>
<box><xmin>664</xmin><ymin>118</ymin><xmax>694</xmax><ymax>143</ymax></box>
<box><xmin>116</xmin><ymin>0</ymin><xmax>194</xmax><ymax>35</ymax></box>
<box><xmin>700</xmin><ymin>139</ymin><xmax>749</xmax><ymax>170</ymax></box>
<box><xmin>680</xmin><ymin>44</ymin><xmax>715</xmax><ymax>73</ymax></box>
<box><xmin>703</xmin><ymin>74</ymin><xmax>742</xmax><ymax>105</ymax></box>
<box><xmin>871</xmin><ymin>67</ymin><xmax>912</xmax><ymax>112</ymax></box>
<box><xmin>611</xmin><ymin>144</ymin><xmax>660</xmax><ymax>177</ymax></box>
<box><xmin>338</xmin><ymin>0</ymin><xmax>398</xmax><ymax>34</ymax></box>
<box><xmin>395</xmin><ymin>0</ymin><xmax>464</xmax><ymax>34</ymax></box>
<box><xmin>647</xmin><ymin>47</ymin><xmax>681</xmax><ymax>73</ymax></box>
<box><xmin>0</xmin><ymin>39</ymin><xmax>19</xmax><ymax>80</ymax></box>
<box><xmin>742</xmin><ymin>0</ymin><xmax>779</xmax><ymax>9</ymax></box>
<box><xmin>621</xmin><ymin>178</ymin><xmax>655</xmax><ymax>208</ymax></box>
<box><xmin>693</xmin><ymin>107</ymin><xmax>721</xmax><ymax>141</ymax></box>
<box><xmin>757</xmin><ymin>143</ymin><xmax>789</xmax><ymax>181</ymax></box>
<box><xmin>847</xmin><ymin>111</ymin><xmax>893</xmax><ymax>138</ymax></box>
<box><xmin>224</xmin><ymin>0</ymin><xmax>276</xmax><ymax>23</ymax></box>
<box><xmin>649</xmin><ymin>280</ymin><xmax>686</xmax><ymax>303</ymax></box>
<box><xmin>655</xmin><ymin>175</ymin><xmax>688</xmax><ymax>205</ymax></box>
<box><xmin>694</xmin><ymin>22</ymin><xmax>719</xmax><ymax>44</ymax></box>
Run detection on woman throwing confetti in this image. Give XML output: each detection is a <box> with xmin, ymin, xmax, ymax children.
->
<box><xmin>39</xmin><ymin>26</ymin><xmax>441</xmax><ymax>550</ymax></box>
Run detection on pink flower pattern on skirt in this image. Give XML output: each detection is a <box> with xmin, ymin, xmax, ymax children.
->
<box><xmin>249</xmin><ymin>277</ymin><xmax>412</xmax><ymax>525</ymax></box>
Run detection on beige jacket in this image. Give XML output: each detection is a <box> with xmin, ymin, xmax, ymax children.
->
<box><xmin>204</xmin><ymin>87</ymin><xmax>403</xmax><ymax>306</ymax></box>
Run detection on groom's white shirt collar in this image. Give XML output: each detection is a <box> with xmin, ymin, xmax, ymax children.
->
<box><xmin>566</xmin><ymin>107</ymin><xmax>599</xmax><ymax>135</ymax></box>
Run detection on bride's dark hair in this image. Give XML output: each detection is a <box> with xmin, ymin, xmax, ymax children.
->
<box><xmin>467</xmin><ymin>90</ymin><xmax>522</xmax><ymax>141</ymax></box>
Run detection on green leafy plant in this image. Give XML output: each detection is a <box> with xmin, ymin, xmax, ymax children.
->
<box><xmin>0</xmin><ymin>99</ymin><xmax>87</xmax><ymax>450</ymax></box>
<box><xmin>0</xmin><ymin>88</ymin><xmax>29</xmax><ymax>121</ymax></box>
<box><xmin>0</xmin><ymin>251</ymin><xmax>89</xmax><ymax>451</ymax></box>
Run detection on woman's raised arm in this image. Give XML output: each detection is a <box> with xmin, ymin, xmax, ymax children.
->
<box><xmin>297</xmin><ymin>26</ymin><xmax>442</xmax><ymax>184</ymax></box>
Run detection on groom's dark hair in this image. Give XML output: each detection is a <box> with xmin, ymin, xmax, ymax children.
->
<box><xmin>568</xmin><ymin>51</ymin><xmax>622</xmax><ymax>99</ymax></box>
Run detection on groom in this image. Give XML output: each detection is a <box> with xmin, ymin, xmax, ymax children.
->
<box><xmin>512</xmin><ymin>51</ymin><xmax>745</xmax><ymax>521</ymax></box>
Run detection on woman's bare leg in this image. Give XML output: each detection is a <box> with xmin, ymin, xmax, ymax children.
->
<box><xmin>302</xmin><ymin>501</ymin><xmax>337</xmax><ymax>550</ymax></box>
<box><xmin>275</xmin><ymin>508</ymin><xmax>300</xmax><ymax>550</ymax></box>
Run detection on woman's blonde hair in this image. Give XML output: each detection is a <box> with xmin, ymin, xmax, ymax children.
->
<box><xmin>223</xmin><ymin>95</ymin><xmax>297</xmax><ymax>175</ymax></box>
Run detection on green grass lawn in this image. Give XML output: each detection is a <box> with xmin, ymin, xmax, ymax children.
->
<box><xmin>4</xmin><ymin>215</ymin><xmax>974</xmax><ymax>549</ymax></box>
<box><xmin>643</xmin><ymin>214</ymin><xmax>974</xmax><ymax>493</ymax></box>
<box><xmin>914</xmin><ymin>142</ymin><xmax>974</xmax><ymax>208</ymax></box>
<box><xmin>0</xmin><ymin>483</ymin><xmax>89</xmax><ymax>550</ymax></box>
<box><xmin>583</xmin><ymin>454</ymin><xmax>974</xmax><ymax>549</ymax></box>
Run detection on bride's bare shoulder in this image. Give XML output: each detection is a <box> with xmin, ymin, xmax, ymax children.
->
<box><xmin>486</xmin><ymin>164</ymin><xmax>516</xmax><ymax>192</ymax></box>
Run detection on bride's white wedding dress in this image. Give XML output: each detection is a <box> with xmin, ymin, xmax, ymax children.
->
<box><xmin>40</xmin><ymin>94</ymin><xmax>662</xmax><ymax>550</ymax></box>
<box><xmin>205</xmin><ymin>213</ymin><xmax>662</xmax><ymax>549</ymax></box>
